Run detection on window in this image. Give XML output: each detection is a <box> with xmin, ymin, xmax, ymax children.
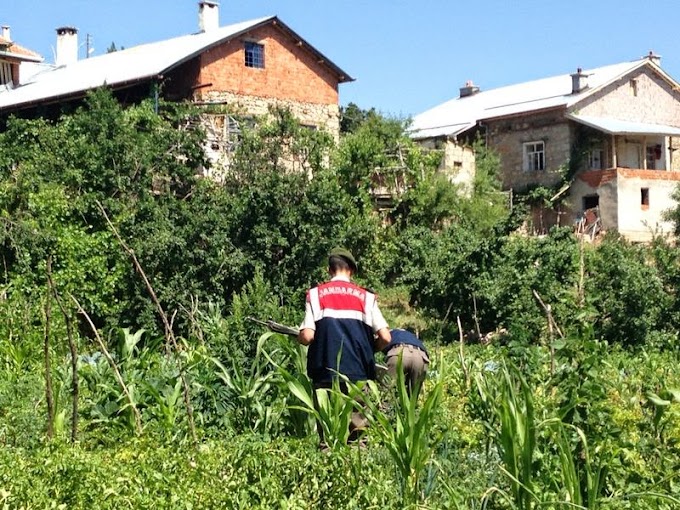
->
<box><xmin>645</xmin><ymin>144</ymin><xmax>661</xmax><ymax>170</ymax></box>
<box><xmin>0</xmin><ymin>61</ymin><xmax>13</xmax><ymax>86</ymax></box>
<box><xmin>583</xmin><ymin>195</ymin><xmax>599</xmax><ymax>210</ymax></box>
<box><xmin>589</xmin><ymin>148</ymin><xmax>604</xmax><ymax>170</ymax></box>
<box><xmin>523</xmin><ymin>141</ymin><xmax>545</xmax><ymax>171</ymax></box>
<box><xmin>244</xmin><ymin>41</ymin><xmax>264</xmax><ymax>68</ymax></box>
<box><xmin>641</xmin><ymin>188</ymin><xmax>649</xmax><ymax>209</ymax></box>
<box><xmin>629</xmin><ymin>78</ymin><xmax>638</xmax><ymax>96</ymax></box>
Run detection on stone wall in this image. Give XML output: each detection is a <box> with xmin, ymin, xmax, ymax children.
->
<box><xmin>417</xmin><ymin>138</ymin><xmax>476</xmax><ymax>192</ymax></box>
<box><xmin>485</xmin><ymin>109</ymin><xmax>570</xmax><ymax>190</ymax></box>
<box><xmin>198</xmin><ymin>90</ymin><xmax>340</xmax><ymax>139</ymax></box>
<box><xmin>572</xmin><ymin>66</ymin><xmax>680</xmax><ymax>126</ymax></box>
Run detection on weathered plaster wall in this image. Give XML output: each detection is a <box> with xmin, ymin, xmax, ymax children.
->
<box><xmin>417</xmin><ymin>138</ymin><xmax>476</xmax><ymax>192</ymax></box>
<box><xmin>570</xmin><ymin>169</ymin><xmax>619</xmax><ymax>230</ymax></box>
<box><xmin>485</xmin><ymin>109</ymin><xmax>570</xmax><ymax>190</ymax></box>
<box><xmin>572</xmin><ymin>66</ymin><xmax>680</xmax><ymax>126</ymax></box>
<box><xmin>616</xmin><ymin>169</ymin><xmax>680</xmax><ymax>241</ymax></box>
<box><xmin>570</xmin><ymin>169</ymin><xmax>680</xmax><ymax>241</ymax></box>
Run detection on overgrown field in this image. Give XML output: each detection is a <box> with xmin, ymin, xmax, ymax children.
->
<box><xmin>1</xmin><ymin>331</ymin><xmax>679</xmax><ymax>509</ymax></box>
<box><xmin>1</xmin><ymin>92</ymin><xmax>680</xmax><ymax>508</ymax></box>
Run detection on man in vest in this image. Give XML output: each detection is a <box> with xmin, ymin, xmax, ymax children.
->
<box><xmin>298</xmin><ymin>247</ymin><xmax>391</xmax><ymax>443</ymax></box>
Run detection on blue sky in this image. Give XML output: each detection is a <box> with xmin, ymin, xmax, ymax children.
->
<box><xmin>3</xmin><ymin>1</ymin><xmax>680</xmax><ymax>119</ymax></box>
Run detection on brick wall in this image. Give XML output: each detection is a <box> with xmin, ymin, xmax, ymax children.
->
<box><xmin>485</xmin><ymin>109</ymin><xmax>570</xmax><ymax>190</ymax></box>
<box><xmin>196</xmin><ymin>24</ymin><xmax>339</xmax><ymax>106</ymax></box>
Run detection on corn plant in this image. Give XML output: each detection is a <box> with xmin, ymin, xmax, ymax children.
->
<box><xmin>546</xmin><ymin>419</ymin><xmax>609</xmax><ymax>509</ymax></box>
<box><xmin>143</xmin><ymin>377</ymin><xmax>183</xmax><ymax>439</ymax></box>
<box><xmin>208</xmin><ymin>332</ymin><xmax>285</xmax><ymax>434</ymax></box>
<box><xmin>358</xmin><ymin>354</ymin><xmax>444</xmax><ymax>507</ymax></box>
<box><xmin>285</xmin><ymin>375</ymin><xmax>355</xmax><ymax>450</ymax></box>
<box><xmin>475</xmin><ymin>361</ymin><xmax>538</xmax><ymax>510</ymax></box>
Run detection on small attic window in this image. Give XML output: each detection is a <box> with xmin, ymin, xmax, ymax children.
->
<box><xmin>244</xmin><ymin>41</ymin><xmax>264</xmax><ymax>69</ymax></box>
<box><xmin>629</xmin><ymin>78</ymin><xmax>638</xmax><ymax>97</ymax></box>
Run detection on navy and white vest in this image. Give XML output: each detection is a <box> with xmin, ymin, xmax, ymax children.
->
<box><xmin>306</xmin><ymin>280</ymin><xmax>377</xmax><ymax>383</ymax></box>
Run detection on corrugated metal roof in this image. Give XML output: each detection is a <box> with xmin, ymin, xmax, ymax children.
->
<box><xmin>409</xmin><ymin>59</ymin><xmax>650</xmax><ymax>138</ymax></box>
<box><xmin>568</xmin><ymin>114</ymin><xmax>680</xmax><ymax>136</ymax></box>
<box><xmin>0</xmin><ymin>16</ymin><xmax>353</xmax><ymax>112</ymax></box>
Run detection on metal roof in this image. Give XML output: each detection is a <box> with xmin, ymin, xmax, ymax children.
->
<box><xmin>0</xmin><ymin>16</ymin><xmax>353</xmax><ymax>112</ymax></box>
<box><xmin>568</xmin><ymin>114</ymin><xmax>680</xmax><ymax>136</ymax></box>
<box><xmin>409</xmin><ymin>59</ymin><xmax>654</xmax><ymax>139</ymax></box>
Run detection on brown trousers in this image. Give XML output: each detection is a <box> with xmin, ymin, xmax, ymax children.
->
<box><xmin>385</xmin><ymin>344</ymin><xmax>429</xmax><ymax>397</ymax></box>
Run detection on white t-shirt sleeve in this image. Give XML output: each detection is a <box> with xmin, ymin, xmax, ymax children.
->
<box><xmin>371</xmin><ymin>303</ymin><xmax>388</xmax><ymax>333</ymax></box>
<box><xmin>300</xmin><ymin>300</ymin><xmax>316</xmax><ymax>331</ymax></box>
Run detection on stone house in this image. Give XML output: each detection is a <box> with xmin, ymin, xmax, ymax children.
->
<box><xmin>0</xmin><ymin>2</ymin><xmax>352</xmax><ymax>173</ymax></box>
<box><xmin>410</xmin><ymin>53</ymin><xmax>680</xmax><ymax>242</ymax></box>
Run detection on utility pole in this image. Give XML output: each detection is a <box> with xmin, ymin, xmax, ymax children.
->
<box><xmin>86</xmin><ymin>33</ymin><xmax>93</xmax><ymax>58</ymax></box>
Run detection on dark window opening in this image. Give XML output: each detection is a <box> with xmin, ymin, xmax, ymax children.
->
<box><xmin>641</xmin><ymin>188</ymin><xmax>649</xmax><ymax>208</ymax></box>
<box><xmin>583</xmin><ymin>195</ymin><xmax>599</xmax><ymax>210</ymax></box>
<box><xmin>244</xmin><ymin>42</ymin><xmax>264</xmax><ymax>69</ymax></box>
<box><xmin>0</xmin><ymin>61</ymin><xmax>13</xmax><ymax>86</ymax></box>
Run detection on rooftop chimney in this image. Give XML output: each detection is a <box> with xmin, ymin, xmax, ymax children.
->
<box><xmin>56</xmin><ymin>26</ymin><xmax>78</xmax><ymax>66</ymax></box>
<box><xmin>645</xmin><ymin>50</ymin><xmax>661</xmax><ymax>66</ymax></box>
<box><xmin>1</xmin><ymin>25</ymin><xmax>10</xmax><ymax>41</ymax></box>
<box><xmin>459</xmin><ymin>80</ymin><xmax>480</xmax><ymax>98</ymax></box>
<box><xmin>571</xmin><ymin>67</ymin><xmax>590</xmax><ymax>94</ymax></box>
<box><xmin>199</xmin><ymin>1</ymin><xmax>220</xmax><ymax>32</ymax></box>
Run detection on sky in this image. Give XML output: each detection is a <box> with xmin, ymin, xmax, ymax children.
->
<box><xmin>3</xmin><ymin>0</ymin><xmax>680</xmax><ymax>119</ymax></box>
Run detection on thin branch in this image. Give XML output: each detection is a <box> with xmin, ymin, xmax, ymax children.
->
<box><xmin>70</xmin><ymin>293</ymin><xmax>142</xmax><ymax>435</ymax></box>
<box><xmin>532</xmin><ymin>289</ymin><xmax>563</xmax><ymax>376</ymax></box>
<box><xmin>532</xmin><ymin>290</ymin><xmax>565</xmax><ymax>339</ymax></box>
<box><xmin>457</xmin><ymin>315</ymin><xmax>470</xmax><ymax>389</ymax></box>
<box><xmin>44</xmin><ymin>256</ymin><xmax>55</xmax><ymax>439</ymax></box>
<box><xmin>47</xmin><ymin>266</ymin><xmax>79</xmax><ymax>443</ymax></box>
<box><xmin>95</xmin><ymin>200</ymin><xmax>197</xmax><ymax>445</ymax></box>
<box><xmin>472</xmin><ymin>293</ymin><xmax>482</xmax><ymax>339</ymax></box>
<box><xmin>95</xmin><ymin>200</ymin><xmax>173</xmax><ymax>344</ymax></box>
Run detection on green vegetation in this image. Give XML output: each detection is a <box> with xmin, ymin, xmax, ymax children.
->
<box><xmin>1</xmin><ymin>92</ymin><xmax>680</xmax><ymax>508</ymax></box>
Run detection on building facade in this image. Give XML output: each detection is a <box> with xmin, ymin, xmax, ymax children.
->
<box><xmin>410</xmin><ymin>54</ymin><xmax>680</xmax><ymax>241</ymax></box>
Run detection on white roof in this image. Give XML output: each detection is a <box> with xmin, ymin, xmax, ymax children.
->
<box><xmin>410</xmin><ymin>59</ymin><xmax>652</xmax><ymax>139</ymax></box>
<box><xmin>568</xmin><ymin>114</ymin><xmax>680</xmax><ymax>136</ymax></box>
<box><xmin>1</xmin><ymin>16</ymin><xmax>351</xmax><ymax>111</ymax></box>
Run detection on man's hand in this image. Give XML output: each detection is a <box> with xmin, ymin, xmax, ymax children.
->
<box><xmin>374</xmin><ymin>327</ymin><xmax>391</xmax><ymax>351</ymax></box>
<box><xmin>298</xmin><ymin>328</ymin><xmax>315</xmax><ymax>346</ymax></box>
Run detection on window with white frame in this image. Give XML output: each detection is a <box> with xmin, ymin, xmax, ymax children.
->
<box><xmin>244</xmin><ymin>41</ymin><xmax>264</xmax><ymax>69</ymax></box>
<box><xmin>589</xmin><ymin>148</ymin><xmax>604</xmax><ymax>170</ymax></box>
<box><xmin>523</xmin><ymin>141</ymin><xmax>545</xmax><ymax>171</ymax></box>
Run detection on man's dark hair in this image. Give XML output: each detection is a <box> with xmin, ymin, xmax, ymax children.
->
<box><xmin>329</xmin><ymin>255</ymin><xmax>353</xmax><ymax>274</ymax></box>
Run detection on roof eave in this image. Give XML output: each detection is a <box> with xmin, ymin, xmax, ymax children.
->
<box><xmin>0</xmin><ymin>74</ymin><xmax>160</xmax><ymax>114</ymax></box>
<box><xmin>480</xmin><ymin>104</ymin><xmax>566</xmax><ymax>123</ymax></box>
<box><xmin>0</xmin><ymin>51</ymin><xmax>43</xmax><ymax>63</ymax></box>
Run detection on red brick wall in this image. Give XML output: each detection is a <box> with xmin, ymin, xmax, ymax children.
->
<box><xmin>196</xmin><ymin>23</ymin><xmax>339</xmax><ymax>105</ymax></box>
